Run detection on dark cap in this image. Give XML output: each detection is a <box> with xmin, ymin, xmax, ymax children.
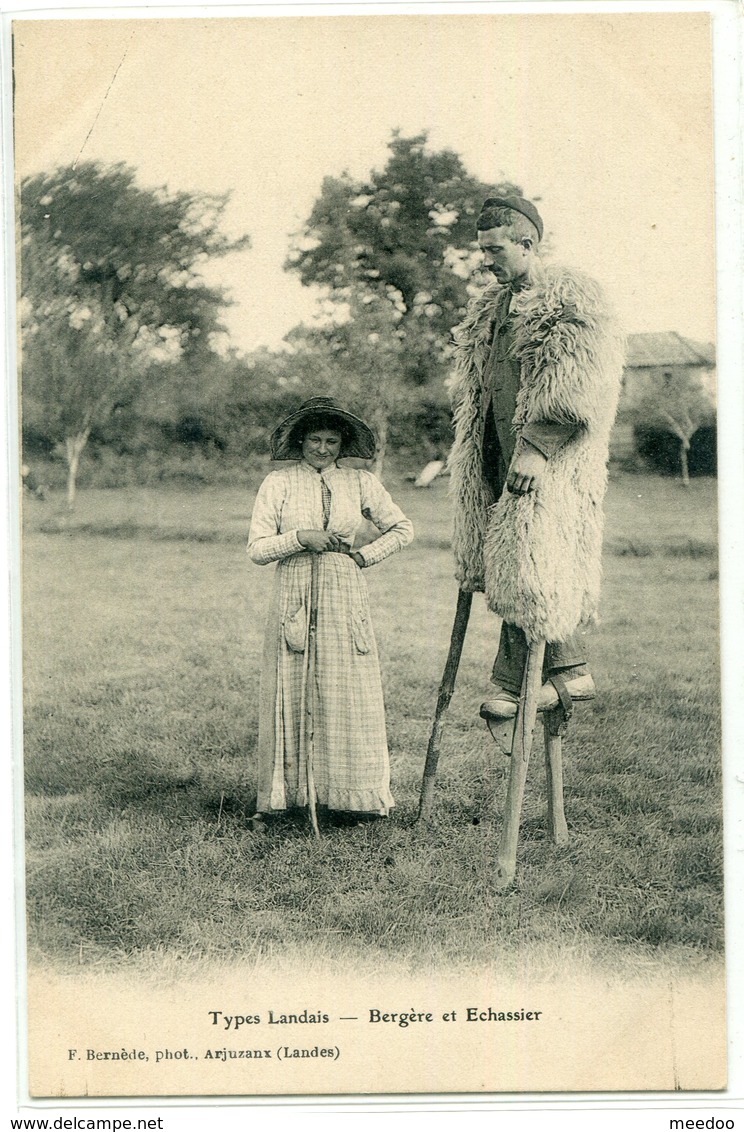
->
<box><xmin>478</xmin><ymin>195</ymin><xmax>543</xmax><ymax>241</ymax></box>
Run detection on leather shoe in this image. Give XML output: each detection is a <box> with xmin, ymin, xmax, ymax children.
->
<box><xmin>479</xmin><ymin>689</ymin><xmax>519</xmax><ymax>721</ymax></box>
<box><xmin>539</xmin><ymin>673</ymin><xmax>595</xmax><ymax>711</ymax></box>
<box><xmin>481</xmin><ymin>674</ymin><xmax>596</xmax><ymax>720</ymax></box>
<box><xmin>247</xmin><ymin>812</ymin><xmax>269</xmax><ymax>833</ymax></box>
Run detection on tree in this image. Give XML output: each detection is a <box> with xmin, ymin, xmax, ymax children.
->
<box><xmin>632</xmin><ymin>369</ymin><xmax>715</xmax><ymax>485</ymax></box>
<box><xmin>285</xmin><ymin>132</ymin><xmax>520</xmax><ymax>468</ymax></box>
<box><xmin>20</xmin><ymin>161</ymin><xmax>249</xmax><ymax>505</ymax></box>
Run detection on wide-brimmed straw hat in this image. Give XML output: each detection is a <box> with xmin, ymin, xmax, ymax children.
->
<box><xmin>270</xmin><ymin>396</ymin><xmax>376</xmax><ymax>461</ymax></box>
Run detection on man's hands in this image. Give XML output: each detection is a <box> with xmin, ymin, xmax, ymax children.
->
<box><xmin>506</xmin><ymin>442</ymin><xmax>548</xmax><ymax>495</ymax></box>
<box><xmin>297</xmin><ymin>529</ymin><xmax>346</xmax><ymax>553</ymax></box>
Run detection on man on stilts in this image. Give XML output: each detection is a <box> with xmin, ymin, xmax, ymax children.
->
<box><xmin>419</xmin><ymin>194</ymin><xmax>624</xmax><ymax>880</ymax></box>
<box><xmin>448</xmin><ymin>194</ymin><xmax>625</xmax><ymax>721</ymax></box>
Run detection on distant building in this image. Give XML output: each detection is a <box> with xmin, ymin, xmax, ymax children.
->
<box><xmin>611</xmin><ymin>332</ymin><xmax>716</xmax><ymax>462</ymax></box>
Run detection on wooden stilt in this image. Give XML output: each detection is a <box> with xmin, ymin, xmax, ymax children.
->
<box><xmin>418</xmin><ymin>609</ymin><xmax>579</xmax><ymax>885</ymax></box>
<box><xmin>494</xmin><ymin>638</ymin><xmax>546</xmax><ymax>889</ymax></box>
<box><xmin>417</xmin><ymin>589</ymin><xmax>473</xmax><ymax>822</ymax></box>
<box><xmin>543</xmin><ymin>708</ymin><xmax>570</xmax><ymax>847</ymax></box>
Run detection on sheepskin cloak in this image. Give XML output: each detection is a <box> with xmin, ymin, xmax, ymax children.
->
<box><xmin>448</xmin><ymin>261</ymin><xmax>625</xmax><ymax>643</ymax></box>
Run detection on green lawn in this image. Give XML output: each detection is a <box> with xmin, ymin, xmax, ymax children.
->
<box><xmin>21</xmin><ymin>471</ymin><xmax>722</xmax><ymax>974</ymax></box>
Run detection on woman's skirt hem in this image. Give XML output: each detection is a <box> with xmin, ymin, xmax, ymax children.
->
<box><xmin>258</xmin><ymin>785</ymin><xmax>394</xmax><ymax>817</ymax></box>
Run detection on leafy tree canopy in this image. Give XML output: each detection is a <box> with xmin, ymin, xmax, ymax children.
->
<box><xmin>283</xmin><ymin>131</ymin><xmax>521</xmax><ymax>472</ymax></box>
<box><xmin>20</xmin><ymin>160</ymin><xmax>249</xmax><ymax>503</ymax></box>
<box><xmin>21</xmin><ymin>161</ymin><xmax>249</xmax><ymax>361</ymax></box>
<box><xmin>286</xmin><ymin>131</ymin><xmax>520</xmax><ymax>380</ymax></box>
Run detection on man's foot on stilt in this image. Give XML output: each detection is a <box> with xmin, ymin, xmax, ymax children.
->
<box><xmin>538</xmin><ymin>673</ymin><xmax>596</xmax><ymax>711</ymax></box>
<box><xmin>479</xmin><ymin>688</ymin><xmax>520</xmax><ymax>721</ymax></box>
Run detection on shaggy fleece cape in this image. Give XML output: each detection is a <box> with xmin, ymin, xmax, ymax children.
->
<box><xmin>448</xmin><ymin>261</ymin><xmax>625</xmax><ymax>643</ymax></box>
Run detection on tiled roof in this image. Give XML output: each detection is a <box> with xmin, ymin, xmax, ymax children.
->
<box><xmin>626</xmin><ymin>332</ymin><xmax>716</xmax><ymax>368</ymax></box>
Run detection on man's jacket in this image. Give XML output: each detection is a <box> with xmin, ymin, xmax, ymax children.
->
<box><xmin>447</xmin><ymin>260</ymin><xmax>625</xmax><ymax>643</ymax></box>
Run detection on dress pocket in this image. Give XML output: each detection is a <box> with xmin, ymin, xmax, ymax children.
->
<box><xmin>283</xmin><ymin>604</ymin><xmax>307</xmax><ymax>653</ymax></box>
<box><xmin>351</xmin><ymin>609</ymin><xmax>371</xmax><ymax>655</ymax></box>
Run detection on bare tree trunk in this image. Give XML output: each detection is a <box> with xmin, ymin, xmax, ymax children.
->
<box><xmin>65</xmin><ymin>428</ymin><xmax>91</xmax><ymax>509</ymax></box>
<box><xmin>660</xmin><ymin>411</ymin><xmax>694</xmax><ymax>487</ymax></box>
<box><xmin>680</xmin><ymin>438</ymin><xmax>690</xmax><ymax>487</ymax></box>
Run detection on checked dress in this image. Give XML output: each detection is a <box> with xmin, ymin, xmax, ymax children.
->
<box><xmin>248</xmin><ymin>461</ymin><xmax>413</xmax><ymax>815</ymax></box>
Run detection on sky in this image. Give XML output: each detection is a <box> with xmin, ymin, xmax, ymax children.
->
<box><xmin>12</xmin><ymin>12</ymin><xmax>717</xmax><ymax>354</ymax></box>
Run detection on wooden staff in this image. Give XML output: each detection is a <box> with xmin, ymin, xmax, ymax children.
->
<box><xmin>302</xmin><ymin>553</ymin><xmax>322</xmax><ymax>839</ymax></box>
<box><xmin>417</xmin><ymin>588</ymin><xmax>473</xmax><ymax>822</ymax></box>
<box><xmin>543</xmin><ymin>706</ymin><xmax>570</xmax><ymax>847</ymax></box>
<box><xmin>494</xmin><ymin>637</ymin><xmax>546</xmax><ymax>889</ymax></box>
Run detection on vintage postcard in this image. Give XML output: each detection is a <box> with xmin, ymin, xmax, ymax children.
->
<box><xmin>9</xmin><ymin>7</ymin><xmax>734</xmax><ymax>1101</ymax></box>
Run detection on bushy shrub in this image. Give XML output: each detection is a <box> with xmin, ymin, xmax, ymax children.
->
<box><xmin>22</xmin><ymin>392</ymin><xmax>454</xmax><ymax>490</ymax></box>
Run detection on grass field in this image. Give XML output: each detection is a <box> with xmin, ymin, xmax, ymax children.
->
<box><xmin>21</xmin><ymin>469</ymin><xmax>722</xmax><ymax>976</ymax></box>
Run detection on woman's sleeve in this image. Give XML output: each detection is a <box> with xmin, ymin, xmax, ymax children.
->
<box><xmin>355</xmin><ymin>472</ymin><xmax>414</xmax><ymax>567</ymax></box>
<box><xmin>247</xmin><ymin>474</ymin><xmax>304</xmax><ymax>565</ymax></box>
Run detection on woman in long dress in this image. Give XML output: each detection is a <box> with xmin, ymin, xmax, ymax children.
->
<box><xmin>247</xmin><ymin>397</ymin><xmax>414</xmax><ymax>822</ymax></box>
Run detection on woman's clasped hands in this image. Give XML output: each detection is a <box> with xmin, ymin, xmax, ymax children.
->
<box><xmin>297</xmin><ymin>529</ymin><xmax>364</xmax><ymax>567</ymax></box>
<box><xmin>297</xmin><ymin>529</ymin><xmax>347</xmax><ymax>553</ymax></box>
